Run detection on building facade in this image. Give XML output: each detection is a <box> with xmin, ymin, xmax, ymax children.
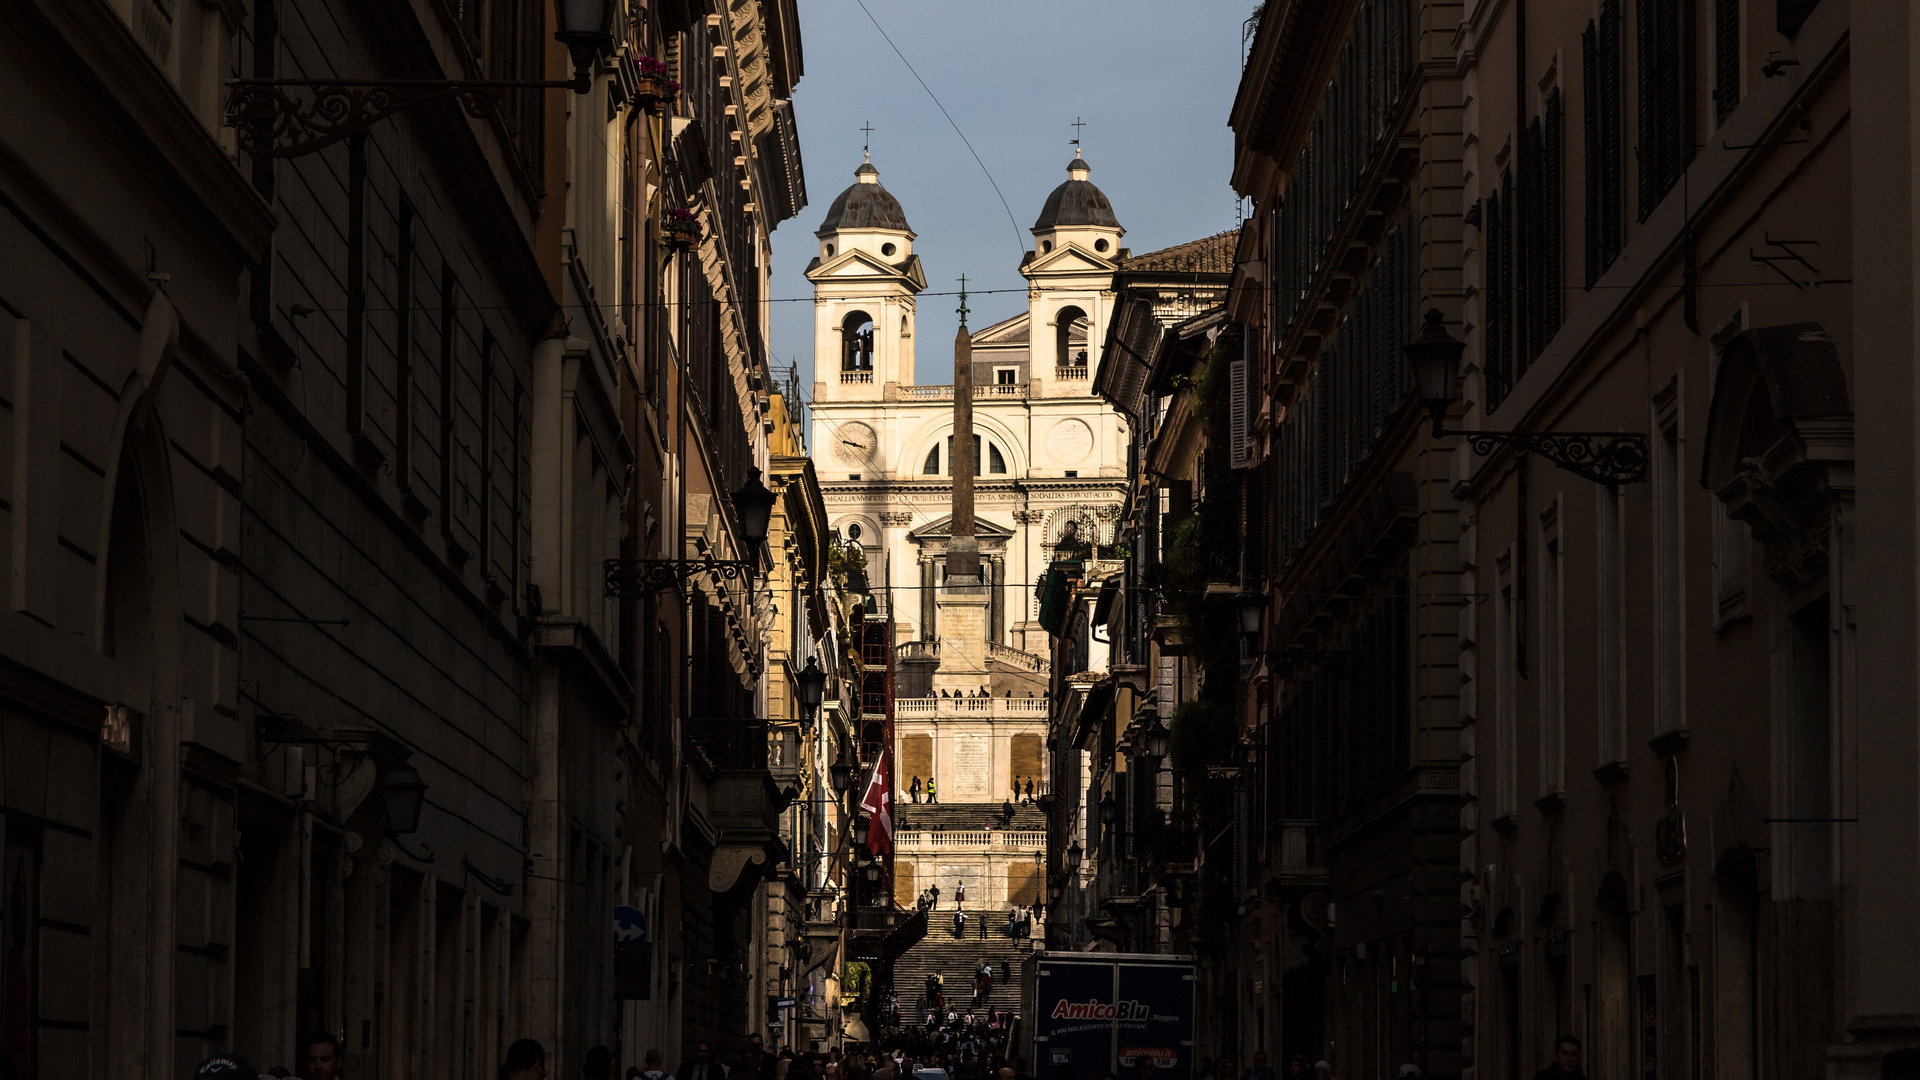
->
<box><xmin>0</xmin><ymin>0</ymin><xmax>818</xmax><ymax>1076</ymax></box>
<box><xmin>1044</xmin><ymin>7</ymin><xmax>1920</xmax><ymax>1080</ymax></box>
<box><xmin>804</xmin><ymin>156</ymin><xmax>1142</xmax><ymax>939</ymax></box>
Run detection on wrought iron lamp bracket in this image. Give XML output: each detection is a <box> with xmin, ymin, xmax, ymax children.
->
<box><xmin>603</xmin><ymin>557</ymin><xmax>754</xmax><ymax>598</ymax></box>
<box><xmin>225</xmin><ymin>78</ymin><xmax>581</xmax><ymax>159</ymax></box>
<box><xmin>1445</xmin><ymin>426</ymin><xmax>1650</xmax><ymax>485</ymax></box>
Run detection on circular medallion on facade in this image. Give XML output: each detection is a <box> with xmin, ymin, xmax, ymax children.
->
<box><xmin>1047</xmin><ymin>418</ymin><xmax>1094</xmax><ymax>463</ymax></box>
<box><xmin>833</xmin><ymin>422</ymin><xmax>878</xmax><ymax>466</ymax></box>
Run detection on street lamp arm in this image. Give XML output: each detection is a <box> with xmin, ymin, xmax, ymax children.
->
<box><xmin>603</xmin><ymin>557</ymin><xmax>756</xmax><ymax>598</ymax></box>
<box><xmin>1443</xmin><ymin>426</ymin><xmax>1651</xmax><ymax>485</ymax></box>
<box><xmin>225</xmin><ymin>78</ymin><xmax>583</xmax><ymax>158</ymax></box>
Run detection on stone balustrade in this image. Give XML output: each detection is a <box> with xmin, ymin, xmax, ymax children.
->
<box><xmin>894</xmin><ymin>830</ymin><xmax>1047</xmax><ymax>851</ymax></box>
<box><xmin>894</xmin><ymin>696</ymin><xmax>1049</xmax><ymax>717</ymax></box>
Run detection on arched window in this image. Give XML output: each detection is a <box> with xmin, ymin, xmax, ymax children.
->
<box><xmin>944</xmin><ymin>436</ymin><xmax>983</xmax><ymax>475</ymax></box>
<box><xmin>841</xmin><ymin>311</ymin><xmax>875</xmax><ymax>372</ymax></box>
<box><xmin>1056</xmin><ymin>306</ymin><xmax>1090</xmax><ymax>371</ymax></box>
<box><xmin>989</xmin><ymin>443</ymin><xmax>1007</xmax><ymax>474</ymax></box>
<box><xmin>923</xmin><ymin>444</ymin><xmax>940</xmax><ymax>474</ymax></box>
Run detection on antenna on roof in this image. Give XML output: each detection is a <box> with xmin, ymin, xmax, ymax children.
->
<box><xmin>861</xmin><ymin>121</ymin><xmax>875</xmax><ymax>163</ymax></box>
<box><xmin>957</xmin><ymin>274</ymin><xmax>971</xmax><ymax>328</ymax></box>
<box><xmin>1070</xmin><ymin>116</ymin><xmax>1085</xmax><ymax>157</ymax></box>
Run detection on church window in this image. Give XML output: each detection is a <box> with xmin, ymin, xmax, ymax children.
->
<box><xmin>995</xmin><ymin>368</ymin><xmax>1017</xmax><ymax>385</ymax></box>
<box><xmin>1041</xmin><ymin>240</ymin><xmax>1054</xmax><ymax>253</ymax></box>
<box><xmin>840</xmin><ymin>311</ymin><xmax>875</xmax><ymax>371</ymax></box>
<box><xmin>1056</xmin><ymin>306</ymin><xmax>1090</xmax><ymax>370</ymax></box>
<box><xmin>943</xmin><ymin>436</ymin><xmax>983</xmax><ymax>474</ymax></box>
<box><xmin>1095</xmin><ymin>238</ymin><xmax>1109</xmax><ymax>252</ymax></box>
<box><xmin>882</xmin><ymin>243</ymin><xmax>897</xmax><ymax>256</ymax></box>
<box><xmin>923</xmin><ymin>445</ymin><xmax>940</xmax><ymax>474</ymax></box>
<box><xmin>826</xmin><ymin>244</ymin><xmax>835</xmax><ymax>257</ymax></box>
<box><xmin>989</xmin><ymin>443</ymin><xmax>1007</xmax><ymax>474</ymax></box>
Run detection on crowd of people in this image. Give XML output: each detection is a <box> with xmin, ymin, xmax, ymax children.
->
<box><xmin>179</xmin><ymin>1001</ymin><xmax>1581</xmax><ymax>1080</ymax></box>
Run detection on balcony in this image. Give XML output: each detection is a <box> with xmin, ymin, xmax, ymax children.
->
<box><xmin>894</xmin><ymin>696</ymin><xmax>1049</xmax><ymax>718</ymax></box>
<box><xmin>892</xmin><ymin>384</ymin><xmax>1030</xmax><ymax>401</ymax></box>
<box><xmin>896</xmin><ymin>640</ymin><xmax>940</xmax><ymax>663</ymax></box>
<box><xmin>1055</xmin><ymin>365</ymin><xmax>1089</xmax><ymax>380</ymax></box>
<box><xmin>894</xmin><ymin>829</ymin><xmax>1046</xmax><ymax>852</ymax></box>
<box><xmin>841</xmin><ymin>370</ymin><xmax>873</xmax><ymax>384</ymax></box>
<box><xmin>689</xmin><ymin>720</ymin><xmax>791</xmax><ymax>894</ymax></box>
<box><xmin>1266</xmin><ymin>820</ymin><xmax>1329</xmax><ymax>895</ymax></box>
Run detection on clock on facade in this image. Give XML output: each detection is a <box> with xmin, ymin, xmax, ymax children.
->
<box><xmin>834</xmin><ymin>422</ymin><xmax>878</xmax><ymax>467</ymax></box>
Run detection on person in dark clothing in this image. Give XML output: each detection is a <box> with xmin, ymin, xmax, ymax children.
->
<box><xmin>1533</xmin><ymin>1037</ymin><xmax>1585</xmax><ymax>1080</ymax></box>
<box><xmin>677</xmin><ymin>1042</ymin><xmax>730</xmax><ymax>1080</ymax></box>
<box><xmin>584</xmin><ymin>1047</ymin><xmax>615</xmax><ymax>1080</ymax></box>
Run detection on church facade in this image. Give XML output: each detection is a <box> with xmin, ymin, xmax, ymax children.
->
<box><xmin>807</xmin><ymin>154</ymin><xmax>1137</xmax><ymax>917</ymax></box>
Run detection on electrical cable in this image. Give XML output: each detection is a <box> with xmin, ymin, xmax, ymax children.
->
<box><xmin>848</xmin><ymin>0</ymin><xmax>1027</xmax><ymax>260</ymax></box>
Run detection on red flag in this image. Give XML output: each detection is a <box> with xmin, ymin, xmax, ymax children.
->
<box><xmin>858</xmin><ymin>745</ymin><xmax>893</xmax><ymax>855</ymax></box>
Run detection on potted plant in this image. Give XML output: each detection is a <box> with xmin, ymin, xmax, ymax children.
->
<box><xmin>632</xmin><ymin>55</ymin><xmax>679</xmax><ymax>115</ymax></box>
<box><xmin>662</xmin><ymin>207</ymin><xmax>702</xmax><ymax>254</ymax></box>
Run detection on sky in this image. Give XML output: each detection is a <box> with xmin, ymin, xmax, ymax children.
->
<box><xmin>767</xmin><ymin>0</ymin><xmax>1257</xmax><ymax>393</ymax></box>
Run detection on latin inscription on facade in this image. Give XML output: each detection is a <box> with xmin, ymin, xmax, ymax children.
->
<box><xmin>952</xmin><ymin>734</ymin><xmax>990</xmax><ymax>798</ymax></box>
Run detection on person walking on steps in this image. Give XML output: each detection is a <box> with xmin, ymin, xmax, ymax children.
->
<box><xmin>925</xmin><ymin>777</ymin><xmax>937</xmax><ymax>804</ymax></box>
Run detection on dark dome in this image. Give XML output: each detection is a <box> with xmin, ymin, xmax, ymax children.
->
<box><xmin>817</xmin><ymin>161</ymin><xmax>912</xmax><ymax>236</ymax></box>
<box><xmin>1032</xmin><ymin>157</ymin><xmax>1121</xmax><ymax>231</ymax></box>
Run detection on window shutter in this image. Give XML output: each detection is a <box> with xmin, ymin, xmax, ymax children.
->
<box><xmin>1636</xmin><ymin>0</ymin><xmax>1658</xmax><ymax>220</ymax></box>
<box><xmin>1544</xmin><ymin>89</ymin><xmax>1564</xmax><ymax>342</ymax></box>
<box><xmin>1584</xmin><ymin>23</ymin><xmax>1602</xmax><ymax>287</ymax></box>
<box><xmin>1600</xmin><ymin>1</ymin><xmax>1623</xmax><ymax>265</ymax></box>
<box><xmin>1522</xmin><ymin>117</ymin><xmax>1545</xmax><ymax>366</ymax></box>
<box><xmin>1714</xmin><ymin>0</ymin><xmax>1740</xmax><ymax>121</ymax></box>
<box><xmin>1230</xmin><ymin>346</ymin><xmax>1251</xmax><ymax>470</ymax></box>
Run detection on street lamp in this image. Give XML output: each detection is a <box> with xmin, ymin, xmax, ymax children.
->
<box><xmin>797</xmin><ymin>656</ymin><xmax>828</xmax><ymax>723</ymax></box>
<box><xmin>554</xmin><ymin>0</ymin><xmax>618</xmax><ymax>92</ymax></box>
<box><xmin>1145</xmin><ymin>718</ymin><xmax>1170</xmax><ymax>759</ymax></box>
<box><xmin>379</xmin><ymin>764</ymin><xmax>428</xmax><ymax>834</ymax></box>
<box><xmin>853</xmin><ymin>816</ymin><xmax>870</xmax><ymax>846</ymax></box>
<box><xmin>1403</xmin><ymin>308</ymin><xmax>1649</xmax><ymax>484</ymax></box>
<box><xmin>828</xmin><ymin>752</ymin><xmax>853</xmax><ymax>796</ymax></box>
<box><xmin>731</xmin><ymin>467</ymin><xmax>778</xmax><ymax>552</ymax></box>
<box><xmin>1065</xmin><ymin>840</ymin><xmax>1083</xmax><ymax>872</ymax></box>
<box><xmin>603</xmin><ymin>465</ymin><xmax>778</xmax><ymax>599</ymax></box>
<box><xmin>1235</xmin><ymin>588</ymin><xmax>1267</xmax><ymax>647</ymax></box>
<box><xmin>1098</xmin><ymin>790</ymin><xmax>1117</xmax><ymax>826</ymax></box>
<box><xmin>1406</xmin><ymin>307</ymin><xmax>1465</xmax><ymax>434</ymax></box>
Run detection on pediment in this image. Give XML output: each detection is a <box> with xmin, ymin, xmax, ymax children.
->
<box><xmin>805</xmin><ymin>250</ymin><xmax>926</xmax><ymax>289</ymax></box>
<box><xmin>908</xmin><ymin>514</ymin><xmax>1016</xmax><ymax>542</ymax></box>
<box><xmin>971</xmin><ymin>312</ymin><xmax>1030</xmax><ymax>346</ymax></box>
<box><xmin>1023</xmin><ymin>242</ymin><xmax>1116</xmax><ymax>276</ymax></box>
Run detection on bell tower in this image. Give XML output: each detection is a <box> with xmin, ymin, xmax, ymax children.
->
<box><xmin>808</xmin><ymin>158</ymin><xmax>927</xmax><ymax>402</ymax></box>
<box><xmin>1023</xmin><ymin>151</ymin><xmax>1125</xmax><ymax>381</ymax></box>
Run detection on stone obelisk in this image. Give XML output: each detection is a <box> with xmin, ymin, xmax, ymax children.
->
<box><xmin>932</xmin><ymin>282</ymin><xmax>990</xmax><ymax>696</ymax></box>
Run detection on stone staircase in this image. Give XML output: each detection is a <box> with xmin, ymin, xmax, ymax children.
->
<box><xmin>889</xmin><ymin>909</ymin><xmax>1034</xmax><ymax>1023</ymax></box>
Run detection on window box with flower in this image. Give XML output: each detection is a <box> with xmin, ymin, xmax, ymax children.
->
<box><xmin>662</xmin><ymin>207</ymin><xmax>702</xmax><ymax>255</ymax></box>
<box><xmin>632</xmin><ymin>55</ymin><xmax>680</xmax><ymax>115</ymax></box>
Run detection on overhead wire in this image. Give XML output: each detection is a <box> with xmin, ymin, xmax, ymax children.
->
<box><xmin>847</xmin><ymin>0</ymin><xmax>1027</xmax><ymax>260</ymax></box>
